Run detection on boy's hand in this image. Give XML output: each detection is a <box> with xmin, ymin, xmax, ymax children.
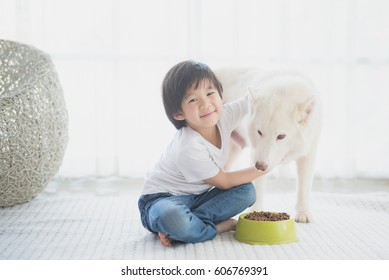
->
<box><xmin>204</xmin><ymin>166</ymin><xmax>268</xmax><ymax>190</ymax></box>
<box><xmin>255</xmin><ymin>162</ymin><xmax>268</xmax><ymax>172</ymax></box>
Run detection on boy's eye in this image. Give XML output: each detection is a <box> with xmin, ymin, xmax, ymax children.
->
<box><xmin>188</xmin><ymin>98</ymin><xmax>197</xmax><ymax>103</ymax></box>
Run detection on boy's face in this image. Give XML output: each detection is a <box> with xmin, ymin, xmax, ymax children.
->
<box><xmin>173</xmin><ymin>79</ymin><xmax>223</xmax><ymax>133</ymax></box>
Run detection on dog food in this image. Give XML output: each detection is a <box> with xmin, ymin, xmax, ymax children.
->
<box><xmin>244</xmin><ymin>211</ymin><xmax>290</xmax><ymax>221</ymax></box>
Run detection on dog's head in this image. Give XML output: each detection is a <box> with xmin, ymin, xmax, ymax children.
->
<box><xmin>246</xmin><ymin>74</ymin><xmax>317</xmax><ymax>171</ymax></box>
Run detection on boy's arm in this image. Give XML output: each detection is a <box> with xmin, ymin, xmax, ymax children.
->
<box><xmin>204</xmin><ymin>167</ymin><xmax>267</xmax><ymax>190</ymax></box>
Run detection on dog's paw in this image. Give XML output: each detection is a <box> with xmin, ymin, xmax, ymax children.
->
<box><xmin>294</xmin><ymin>211</ymin><xmax>313</xmax><ymax>223</ymax></box>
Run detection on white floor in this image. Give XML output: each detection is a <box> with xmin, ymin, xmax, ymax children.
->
<box><xmin>0</xmin><ymin>177</ymin><xmax>388</xmax><ymax>260</ymax></box>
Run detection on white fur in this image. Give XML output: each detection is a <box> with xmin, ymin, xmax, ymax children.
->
<box><xmin>216</xmin><ymin>68</ymin><xmax>322</xmax><ymax>223</ymax></box>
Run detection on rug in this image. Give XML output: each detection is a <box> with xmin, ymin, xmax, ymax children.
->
<box><xmin>0</xmin><ymin>178</ymin><xmax>388</xmax><ymax>259</ymax></box>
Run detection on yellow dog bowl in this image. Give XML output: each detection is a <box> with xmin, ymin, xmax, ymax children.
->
<box><xmin>235</xmin><ymin>212</ymin><xmax>298</xmax><ymax>245</ymax></box>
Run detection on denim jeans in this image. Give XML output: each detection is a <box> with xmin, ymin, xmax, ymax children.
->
<box><xmin>138</xmin><ymin>183</ymin><xmax>255</xmax><ymax>244</ymax></box>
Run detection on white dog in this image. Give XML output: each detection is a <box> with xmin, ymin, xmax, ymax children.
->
<box><xmin>216</xmin><ymin>68</ymin><xmax>321</xmax><ymax>223</ymax></box>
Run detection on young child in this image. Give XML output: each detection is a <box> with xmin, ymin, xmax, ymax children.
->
<box><xmin>138</xmin><ymin>60</ymin><xmax>267</xmax><ymax>247</ymax></box>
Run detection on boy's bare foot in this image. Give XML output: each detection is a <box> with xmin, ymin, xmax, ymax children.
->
<box><xmin>216</xmin><ymin>218</ymin><xmax>237</xmax><ymax>234</ymax></box>
<box><xmin>158</xmin><ymin>232</ymin><xmax>172</xmax><ymax>247</ymax></box>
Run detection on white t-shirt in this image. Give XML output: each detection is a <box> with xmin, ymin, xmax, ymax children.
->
<box><xmin>142</xmin><ymin>95</ymin><xmax>251</xmax><ymax>196</ymax></box>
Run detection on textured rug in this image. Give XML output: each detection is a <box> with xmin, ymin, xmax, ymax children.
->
<box><xmin>0</xmin><ymin>178</ymin><xmax>388</xmax><ymax>260</ymax></box>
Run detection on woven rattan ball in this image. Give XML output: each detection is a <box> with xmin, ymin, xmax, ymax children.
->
<box><xmin>0</xmin><ymin>40</ymin><xmax>68</xmax><ymax>207</ymax></box>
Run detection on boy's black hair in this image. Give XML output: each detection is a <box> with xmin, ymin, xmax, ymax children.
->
<box><xmin>162</xmin><ymin>60</ymin><xmax>223</xmax><ymax>129</ymax></box>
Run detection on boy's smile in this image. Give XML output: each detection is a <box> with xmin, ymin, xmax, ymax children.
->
<box><xmin>200</xmin><ymin>110</ymin><xmax>216</xmax><ymax>118</ymax></box>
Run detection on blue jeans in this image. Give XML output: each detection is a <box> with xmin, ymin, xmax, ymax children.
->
<box><xmin>138</xmin><ymin>183</ymin><xmax>255</xmax><ymax>244</ymax></box>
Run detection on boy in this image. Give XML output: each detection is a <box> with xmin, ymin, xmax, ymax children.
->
<box><xmin>138</xmin><ymin>60</ymin><xmax>267</xmax><ymax>247</ymax></box>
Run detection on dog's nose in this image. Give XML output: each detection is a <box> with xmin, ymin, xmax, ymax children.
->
<box><xmin>255</xmin><ymin>162</ymin><xmax>268</xmax><ymax>172</ymax></box>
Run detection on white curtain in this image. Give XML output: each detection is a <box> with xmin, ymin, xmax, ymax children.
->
<box><xmin>1</xmin><ymin>0</ymin><xmax>389</xmax><ymax>178</ymax></box>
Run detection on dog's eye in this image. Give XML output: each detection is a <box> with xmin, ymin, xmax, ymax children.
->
<box><xmin>257</xmin><ymin>130</ymin><xmax>263</xmax><ymax>136</ymax></box>
<box><xmin>277</xmin><ymin>134</ymin><xmax>286</xmax><ymax>140</ymax></box>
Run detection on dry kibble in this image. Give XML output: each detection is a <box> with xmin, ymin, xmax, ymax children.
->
<box><xmin>244</xmin><ymin>211</ymin><xmax>290</xmax><ymax>221</ymax></box>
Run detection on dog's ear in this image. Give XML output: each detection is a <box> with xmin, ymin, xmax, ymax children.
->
<box><xmin>247</xmin><ymin>87</ymin><xmax>255</xmax><ymax>99</ymax></box>
<box><xmin>297</xmin><ymin>96</ymin><xmax>315</xmax><ymax>125</ymax></box>
<box><xmin>247</xmin><ymin>87</ymin><xmax>256</xmax><ymax>116</ymax></box>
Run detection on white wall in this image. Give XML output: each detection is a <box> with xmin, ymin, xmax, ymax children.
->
<box><xmin>1</xmin><ymin>0</ymin><xmax>389</xmax><ymax>178</ymax></box>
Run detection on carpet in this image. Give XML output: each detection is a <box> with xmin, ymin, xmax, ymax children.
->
<box><xmin>0</xmin><ymin>178</ymin><xmax>388</xmax><ymax>260</ymax></box>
